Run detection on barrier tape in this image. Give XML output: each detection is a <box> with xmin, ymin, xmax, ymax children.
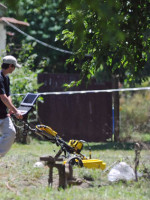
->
<box><xmin>12</xmin><ymin>87</ymin><xmax>150</xmax><ymax>96</ymax></box>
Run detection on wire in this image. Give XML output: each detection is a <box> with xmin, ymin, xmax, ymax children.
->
<box><xmin>3</xmin><ymin>19</ymin><xmax>91</xmax><ymax>57</ymax></box>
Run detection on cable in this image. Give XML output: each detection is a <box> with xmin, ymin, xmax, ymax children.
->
<box><xmin>3</xmin><ymin>19</ymin><xmax>91</xmax><ymax>57</ymax></box>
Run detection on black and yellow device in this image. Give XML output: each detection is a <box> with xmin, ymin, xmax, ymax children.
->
<box><xmin>12</xmin><ymin>94</ymin><xmax>106</xmax><ymax>170</ymax></box>
<box><xmin>68</xmin><ymin>140</ymin><xmax>83</xmax><ymax>154</ymax></box>
<box><xmin>35</xmin><ymin>125</ymin><xmax>106</xmax><ymax>170</ymax></box>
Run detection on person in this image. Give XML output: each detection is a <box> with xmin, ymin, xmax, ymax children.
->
<box><xmin>0</xmin><ymin>55</ymin><xmax>23</xmax><ymax>158</ymax></box>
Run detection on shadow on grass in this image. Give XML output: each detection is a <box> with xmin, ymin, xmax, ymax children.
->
<box><xmin>84</xmin><ymin>142</ymin><xmax>135</xmax><ymax>151</ymax></box>
<box><xmin>84</xmin><ymin>141</ymin><xmax>150</xmax><ymax>151</ymax></box>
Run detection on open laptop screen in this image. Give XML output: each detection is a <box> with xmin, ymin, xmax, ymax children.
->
<box><xmin>21</xmin><ymin>93</ymin><xmax>39</xmax><ymax>107</ymax></box>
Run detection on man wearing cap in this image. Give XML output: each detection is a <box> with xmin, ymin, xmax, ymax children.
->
<box><xmin>0</xmin><ymin>55</ymin><xmax>23</xmax><ymax>157</ymax></box>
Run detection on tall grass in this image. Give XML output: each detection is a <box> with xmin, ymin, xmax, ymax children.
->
<box><xmin>120</xmin><ymin>90</ymin><xmax>150</xmax><ymax>141</ymax></box>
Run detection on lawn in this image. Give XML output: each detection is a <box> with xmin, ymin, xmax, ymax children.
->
<box><xmin>0</xmin><ymin>139</ymin><xmax>150</xmax><ymax>200</ymax></box>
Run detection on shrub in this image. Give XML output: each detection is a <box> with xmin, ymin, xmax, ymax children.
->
<box><xmin>9</xmin><ymin>42</ymin><xmax>44</xmax><ymax>106</ymax></box>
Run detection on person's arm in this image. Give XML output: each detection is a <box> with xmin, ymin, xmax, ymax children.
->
<box><xmin>7</xmin><ymin>96</ymin><xmax>16</xmax><ymax>115</ymax></box>
<box><xmin>0</xmin><ymin>94</ymin><xmax>22</xmax><ymax>119</ymax></box>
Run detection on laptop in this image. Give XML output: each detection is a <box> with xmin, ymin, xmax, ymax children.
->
<box><xmin>17</xmin><ymin>93</ymin><xmax>39</xmax><ymax>116</ymax></box>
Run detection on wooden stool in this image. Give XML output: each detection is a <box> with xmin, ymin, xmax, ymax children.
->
<box><xmin>40</xmin><ymin>155</ymin><xmax>73</xmax><ymax>189</ymax></box>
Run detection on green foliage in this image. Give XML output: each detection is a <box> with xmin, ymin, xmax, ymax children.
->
<box><xmin>59</xmin><ymin>0</ymin><xmax>150</xmax><ymax>84</ymax></box>
<box><xmin>1</xmin><ymin>0</ymin><xmax>19</xmax><ymax>11</ymax></box>
<box><xmin>63</xmin><ymin>79</ymin><xmax>82</xmax><ymax>90</ymax></box>
<box><xmin>9</xmin><ymin>42</ymin><xmax>43</xmax><ymax>107</ymax></box>
<box><xmin>2</xmin><ymin>0</ymin><xmax>72</xmax><ymax>73</ymax></box>
<box><xmin>2</xmin><ymin>0</ymin><xmax>150</xmax><ymax>81</ymax></box>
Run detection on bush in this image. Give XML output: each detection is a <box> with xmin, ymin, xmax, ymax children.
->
<box><xmin>9</xmin><ymin>42</ymin><xmax>44</xmax><ymax>106</ymax></box>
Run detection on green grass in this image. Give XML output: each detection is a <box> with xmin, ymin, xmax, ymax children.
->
<box><xmin>0</xmin><ymin>139</ymin><xmax>150</xmax><ymax>200</ymax></box>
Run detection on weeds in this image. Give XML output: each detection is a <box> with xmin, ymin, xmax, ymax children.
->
<box><xmin>120</xmin><ymin>90</ymin><xmax>150</xmax><ymax>141</ymax></box>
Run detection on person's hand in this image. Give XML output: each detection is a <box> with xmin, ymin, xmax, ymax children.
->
<box><xmin>15</xmin><ymin>111</ymin><xmax>23</xmax><ymax>119</ymax></box>
<box><xmin>8</xmin><ymin>109</ymin><xmax>14</xmax><ymax>117</ymax></box>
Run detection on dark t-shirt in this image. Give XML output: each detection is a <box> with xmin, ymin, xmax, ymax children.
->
<box><xmin>0</xmin><ymin>70</ymin><xmax>10</xmax><ymax>119</ymax></box>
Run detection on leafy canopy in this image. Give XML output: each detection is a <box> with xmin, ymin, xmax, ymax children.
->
<box><xmin>59</xmin><ymin>0</ymin><xmax>150</xmax><ymax>84</ymax></box>
<box><xmin>1</xmin><ymin>0</ymin><xmax>71</xmax><ymax>73</ymax></box>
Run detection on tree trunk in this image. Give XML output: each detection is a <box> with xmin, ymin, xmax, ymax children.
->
<box><xmin>112</xmin><ymin>77</ymin><xmax>120</xmax><ymax>142</ymax></box>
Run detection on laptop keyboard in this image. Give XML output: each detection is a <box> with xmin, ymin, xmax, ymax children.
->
<box><xmin>17</xmin><ymin>106</ymin><xmax>31</xmax><ymax>111</ymax></box>
<box><xmin>19</xmin><ymin>107</ymin><xmax>29</xmax><ymax>111</ymax></box>
<box><xmin>17</xmin><ymin>106</ymin><xmax>32</xmax><ymax>115</ymax></box>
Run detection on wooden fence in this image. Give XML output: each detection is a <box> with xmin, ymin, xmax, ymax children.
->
<box><xmin>38</xmin><ymin>73</ymin><xmax>112</xmax><ymax>142</ymax></box>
